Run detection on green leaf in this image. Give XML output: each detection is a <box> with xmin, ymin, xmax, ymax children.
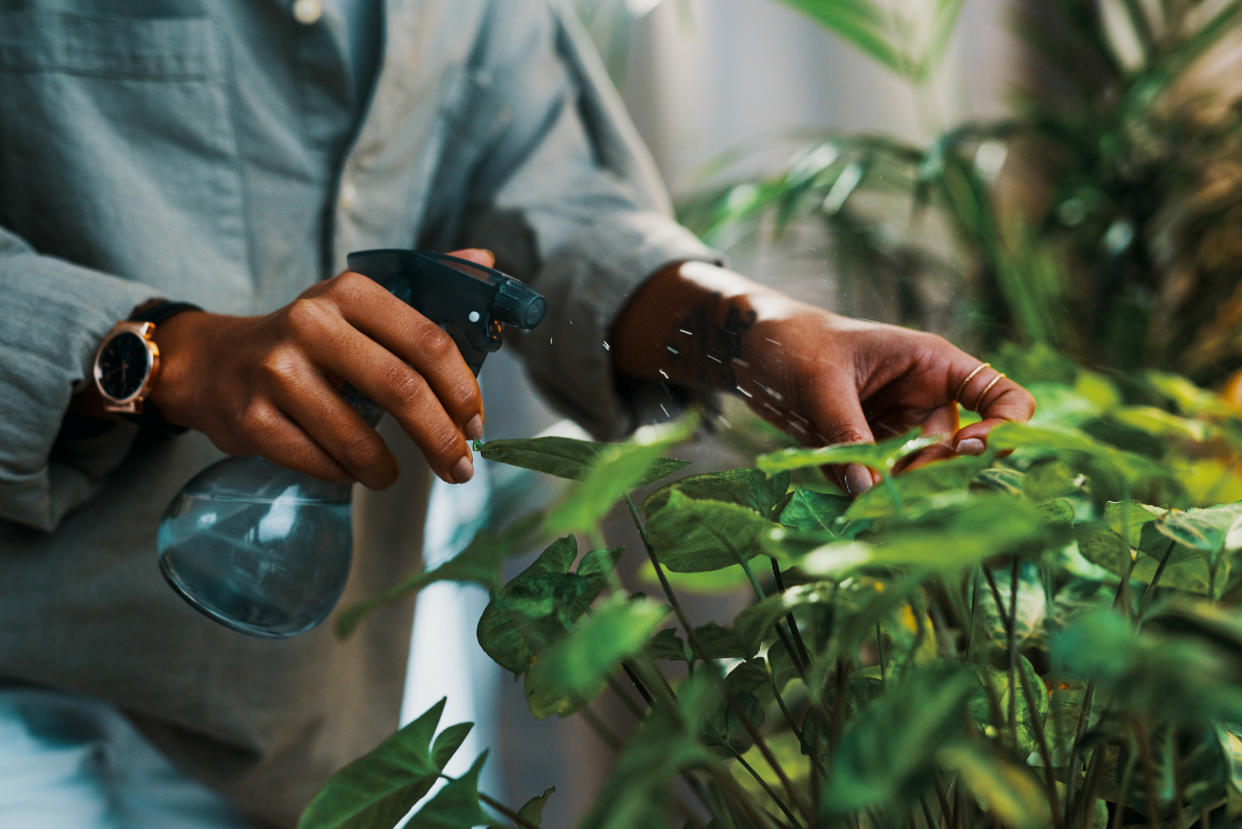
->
<box><xmin>988</xmin><ymin>422</ymin><xmax>1175</xmax><ymax>491</ymax></box>
<box><xmin>476</xmin><ymin>537</ymin><xmax>620</xmax><ymax>676</ymax></box>
<box><xmin>544</xmin><ymin>415</ymin><xmax>698</xmax><ymax>535</ymax></box>
<box><xmin>299</xmin><ymin>699</ymin><xmax>453</xmax><ymax>829</ymax></box>
<box><xmin>404</xmin><ymin>752</ymin><xmax>493</xmax><ymax>829</ymax></box>
<box><xmin>646</xmin><ymin>490</ymin><xmax>774</xmax><ymax>573</ymax></box>
<box><xmin>338</xmin><ymin>515</ymin><xmax>540</xmax><ymax>638</ymax></box>
<box><xmin>1155</xmin><ymin>504</ymin><xmax>1242</xmax><ymax>554</ymax></box>
<box><xmin>635</xmin><ymin>559</ymin><xmax>754</xmax><ymax>594</ymax></box>
<box><xmin>645</xmin><ymin>627</ymin><xmax>690</xmax><ymax>662</ymax></box>
<box><xmin>779</xmin><ymin>487</ymin><xmax>851</xmax><ymax>531</ymax></box>
<box><xmin>756</xmin><ymin>427</ymin><xmax>940</xmax><ymax>476</ymax></box>
<box><xmin>939</xmin><ymin>745</ymin><xmax>1051</xmax><ymax>829</ymax></box>
<box><xmin>769</xmin><ymin>0</ymin><xmax>904</xmax><ymax>74</ymax></box>
<box><xmin>768</xmin><ymin>494</ymin><xmax>1064</xmax><ymax>578</ymax></box>
<box><xmin>820</xmin><ymin>668</ymin><xmax>975</xmax><ymax>820</ymax></box>
<box><xmin>479</xmin><ymin>434</ymin><xmax>689</xmax><ymax>485</ymax></box>
<box><xmin>644</xmin><ymin>467</ymin><xmax>790</xmax><ymax>517</ymax></box>
<box><xmin>970</xmin><ymin>656</ymin><xmax>1049</xmax><ymax>758</ymax></box>
<box><xmin>978</xmin><ymin>561</ymin><xmax>1047</xmax><ymax>647</ymax></box>
<box><xmin>1052</xmin><ymin>607</ymin><xmax>1242</xmax><ymax>724</ymax></box>
<box><xmin>1105</xmin><ymin>500</ymin><xmax>1166</xmax><ymax>547</ymax></box>
<box><xmin>844</xmin><ymin>452</ymin><xmax>995</xmax><ymax>519</ymax></box>
<box><xmin>524</xmin><ymin>594</ymin><xmax>669</xmax><ymax>718</ymax></box>
<box><xmin>1147</xmin><ymin>371</ymin><xmax>1237</xmax><ymax>418</ymax></box>
<box><xmin>430</xmin><ymin>722</ymin><xmax>473</xmax><ymax>771</ymax></box>
<box><xmin>516</xmin><ymin>787</ymin><xmax>555</xmax><ymax>825</ymax></box>
<box><xmin>734</xmin><ymin>581</ymin><xmax>838</xmax><ymax>654</ymax></box>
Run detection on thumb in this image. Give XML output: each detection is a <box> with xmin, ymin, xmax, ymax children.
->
<box><xmin>804</xmin><ymin>381</ymin><xmax>878</xmax><ymax>497</ymax></box>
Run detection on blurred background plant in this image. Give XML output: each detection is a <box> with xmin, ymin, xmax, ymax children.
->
<box><xmin>679</xmin><ymin>0</ymin><xmax>1242</xmax><ymax>386</ymax></box>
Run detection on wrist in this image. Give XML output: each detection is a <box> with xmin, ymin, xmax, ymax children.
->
<box><xmin>146</xmin><ymin>308</ymin><xmax>213</xmax><ymax>429</ymax></box>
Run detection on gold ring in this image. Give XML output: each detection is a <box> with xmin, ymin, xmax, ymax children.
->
<box><xmin>972</xmin><ymin>372</ymin><xmax>1007</xmax><ymax>411</ymax></box>
<box><xmin>954</xmin><ymin>362</ymin><xmax>990</xmax><ymax>403</ymax></box>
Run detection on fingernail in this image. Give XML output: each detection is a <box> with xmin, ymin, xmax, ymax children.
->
<box><xmin>844</xmin><ymin>464</ymin><xmax>873</xmax><ymax>497</ymax></box>
<box><xmin>452</xmin><ymin>456</ymin><xmax>474</xmax><ymax>484</ymax></box>
<box><xmin>956</xmin><ymin>438</ymin><xmax>986</xmax><ymax>455</ymax></box>
<box><xmin>465</xmin><ymin>414</ymin><xmax>484</xmax><ymax>441</ymax></box>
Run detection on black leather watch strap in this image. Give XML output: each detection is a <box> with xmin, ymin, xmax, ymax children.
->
<box><xmin>129</xmin><ymin>300</ymin><xmax>204</xmax><ymax>325</ymax></box>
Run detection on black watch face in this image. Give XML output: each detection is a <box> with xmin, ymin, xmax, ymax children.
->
<box><xmin>97</xmin><ymin>332</ymin><xmax>151</xmax><ymax>400</ymax></box>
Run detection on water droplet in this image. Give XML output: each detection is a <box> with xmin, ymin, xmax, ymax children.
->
<box><xmin>602</xmin><ymin>341</ymin><xmax>610</xmax><ymax>351</ymax></box>
<box><xmin>657</xmin><ymin>369</ymin><xmax>670</xmax><ymax>380</ymax></box>
<box><xmin>707</xmin><ymin>354</ymin><xmax>722</xmax><ymax>364</ymax></box>
<box><xmin>678</xmin><ymin>328</ymin><xmax>694</xmax><ymax>336</ymax></box>
<box><xmin>732</xmin><ymin>358</ymin><xmax>750</xmax><ymax>368</ymax></box>
<box><xmin>736</xmin><ymin>385</ymin><xmax>754</xmax><ymax>399</ymax></box>
<box><xmin>764</xmin><ymin>337</ymin><xmax>782</xmax><ymax>347</ymax></box>
<box><xmin>667</xmin><ymin>346</ymin><xmax>680</xmax><ymax>356</ymax></box>
<box><xmin>549</xmin><ymin>337</ymin><xmax>554</xmax><ymax>346</ymax></box>
<box><xmin>717</xmin><ymin>416</ymin><xmax>733</xmax><ymax>430</ymax></box>
<box><xmin>659</xmin><ymin>404</ymin><xmax>670</xmax><ymax>418</ymax></box>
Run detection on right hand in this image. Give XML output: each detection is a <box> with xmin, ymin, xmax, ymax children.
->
<box><xmin>148</xmin><ymin>249</ymin><xmax>492</xmax><ymax>488</ymax></box>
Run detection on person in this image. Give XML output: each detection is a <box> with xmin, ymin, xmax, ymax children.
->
<box><xmin>0</xmin><ymin>0</ymin><xmax>1035</xmax><ymax>825</ymax></box>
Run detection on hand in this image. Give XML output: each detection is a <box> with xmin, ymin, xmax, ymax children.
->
<box><xmin>148</xmin><ymin>249</ymin><xmax>492</xmax><ymax>488</ymax></box>
<box><xmin>612</xmin><ymin>261</ymin><xmax>1036</xmax><ymax>496</ymax></box>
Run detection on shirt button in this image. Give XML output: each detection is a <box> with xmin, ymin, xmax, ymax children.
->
<box><xmin>292</xmin><ymin>0</ymin><xmax>322</xmax><ymax>25</ymax></box>
<box><xmin>338</xmin><ymin>180</ymin><xmax>357</xmax><ymax>211</ymax></box>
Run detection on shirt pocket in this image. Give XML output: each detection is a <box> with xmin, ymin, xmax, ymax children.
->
<box><xmin>0</xmin><ymin>10</ymin><xmax>250</xmax><ymax>304</ymax></box>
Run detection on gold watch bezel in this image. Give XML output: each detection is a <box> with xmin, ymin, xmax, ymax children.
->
<box><xmin>93</xmin><ymin>320</ymin><xmax>161</xmax><ymax>414</ymax></box>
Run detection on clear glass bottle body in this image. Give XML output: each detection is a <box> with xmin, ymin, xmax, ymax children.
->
<box><xmin>157</xmin><ymin>457</ymin><xmax>353</xmax><ymax>638</ymax></box>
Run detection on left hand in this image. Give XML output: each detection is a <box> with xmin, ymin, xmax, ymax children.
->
<box><xmin>612</xmin><ymin>261</ymin><xmax>1035</xmax><ymax>496</ymax></box>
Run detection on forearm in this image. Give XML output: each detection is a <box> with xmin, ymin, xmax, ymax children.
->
<box><xmin>610</xmin><ymin>260</ymin><xmax>796</xmax><ymax>394</ymax></box>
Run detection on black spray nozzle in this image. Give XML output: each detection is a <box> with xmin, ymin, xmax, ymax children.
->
<box><xmin>346</xmin><ymin>249</ymin><xmax>546</xmax><ymax>376</ymax></box>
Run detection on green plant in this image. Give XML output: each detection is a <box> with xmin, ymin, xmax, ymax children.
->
<box><xmin>298</xmin><ymin>354</ymin><xmax>1242</xmax><ymax>828</ymax></box>
<box><xmin>294</xmin><ymin>2</ymin><xmax>1242</xmax><ymax>826</ymax></box>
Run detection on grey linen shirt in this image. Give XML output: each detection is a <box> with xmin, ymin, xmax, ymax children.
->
<box><xmin>0</xmin><ymin>0</ymin><xmax>715</xmax><ymax>824</ymax></box>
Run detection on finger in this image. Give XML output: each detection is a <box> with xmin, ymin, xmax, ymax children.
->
<box><xmin>805</xmin><ymin>379</ymin><xmax>878</xmax><ymax>497</ymax></box>
<box><xmin>265</xmin><ymin>358</ymin><xmax>400</xmax><ymax>489</ymax></box>
<box><xmin>894</xmin><ymin>403</ymin><xmax>959</xmax><ymax>473</ymax></box>
<box><xmin>227</xmin><ymin>402</ymin><xmax>353</xmax><ymax>484</ymax></box>
<box><xmin>949</xmin><ymin>361</ymin><xmax>1035</xmax><ymax>423</ymax></box>
<box><xmin>320</xmin><ymin>330</ymin><xmax>474</xmax><ymax>484</ymax></box>
<box><xmin>954</xmin><ymin>416</ymin><xmax>1023</xmax><ymax>455</ymax></box>
<box><xmin>446</xmin><ymin>248</ymin><xmax>496</xmax><ymax>268</ymax></box>
<box><xmin>317</xmin><ymin>272</ymin><xmax>485</xmax><ymax>438</ymax></box>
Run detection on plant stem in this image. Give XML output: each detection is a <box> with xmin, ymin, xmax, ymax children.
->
<box><xmin>734</xmin><ymin>751</ymin><xmax>802</xmax><ymax>828</ymax></box>
<box><xmin>607</xmin><ymin>673</ymin><xmax>648</xmax><ymax>719</ymax></box>
<box><xmin>965</xmin><ymin>568</ymin><xmax>981</xmax><ymax>662</ymax></box>
<box><xmin>1109</xmin><ymin>745</ymin><xmax>1137</xmax><ymax>829</ymax></box>
<box><xmin>1007</xmin><ymin>558</ymin><xmax>1019</xmax><ymax>752</ymax></box>
<box><xmin>1136</xmin><ymin>540</ymin><xmax>1177</xmax><ymax>621</ymax></box>
<box><xmin>771</xmin><ymin>557</ymin><xmax>812</xmax><ymax>671</ymax></box>
<box><xmin>876</xmin><ymin>623</ymin><xmax>887</xmax><ymax>687</ymax></box>
<box><xmin>1062</xmin><ymin>681</ymin><xmax>1096</xmax><ymax>825</ymax></box>
<box><xmin>625</xmin><ymin>494</ymin><xmax>707</xmax><ymax>662</ymax></box>
<box><xmin>437</xmin><ymin>779</ymin><xmax>537</xmax><ymax>829</ymax></box>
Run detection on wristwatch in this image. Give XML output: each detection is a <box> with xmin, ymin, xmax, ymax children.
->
<box><xmin>93</xmin><ymin>300</ymin><xmax>202</xmax><ymax>417</ymax></box>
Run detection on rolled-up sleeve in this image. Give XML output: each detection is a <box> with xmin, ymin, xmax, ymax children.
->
<box><xmin>0</xmin><ymin>228</ymin><xmax>158</xmax><ymax>531</ymax></box>
<box><xmin>460</xmin><ymin>0</ymin><xmax>721</xmax><ymax>439</ymax></box>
